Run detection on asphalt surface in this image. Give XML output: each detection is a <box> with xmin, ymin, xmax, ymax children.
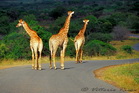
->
<box><xmin>0</xmin><ymin>58</ymin><xmax>139</xmax><ymax>93</ymax></box>
<box><xmin>130</xmin><ymin>34</ymin><xmax>139</xmax><ymax>51</ymax></box>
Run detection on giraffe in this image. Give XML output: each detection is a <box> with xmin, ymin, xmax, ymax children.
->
<box><xmin>74</xmin><ymin>19</ymin><xmax>89</xmax><ymax>63</ymax></box>
<box><xmin>49</xmin><ymin>11</ymin><xmax>74</xmax><ymax>70</ymax></box>
<box><xmin>16</xmin><ymin>19</ymin><xmax>43</xmax><ymax>70</ymax></box>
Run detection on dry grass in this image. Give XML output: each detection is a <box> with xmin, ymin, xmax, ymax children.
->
<box><xmin>0</xmin><ymin>56</ymin><xmax>76</xmax><ymax>69</ymax></box>
<box><xmin>110</xmin><ymin>40</ymin><xmax>139</xmax><ymax>59</ymax></box>
<box><xmin>94</xmin><ymin>63</ymin><xmax>139</xmax><ymax>93</ymax></box>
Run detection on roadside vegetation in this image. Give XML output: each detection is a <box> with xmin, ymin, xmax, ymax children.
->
<box><xmin>94</xmin><ymin>63</ymin><xmax>139</xmax><ymax>93</ymax></box>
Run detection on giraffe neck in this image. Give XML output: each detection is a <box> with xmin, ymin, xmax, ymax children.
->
<box><xmin>78</xmin><ymin>23</ymin><xmax>87</xmax><ymax>35</ymax></box>
<box><xmin>58</xmin><ymin>15</ymin><xmax>72</xmax><ymax>34</ymax></box>
<box><xmin>22</xmin><ymin>22</ymin><xmax>38</xmax><ymax>37</ymax></box>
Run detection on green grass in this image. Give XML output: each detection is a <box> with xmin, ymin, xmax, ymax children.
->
<box><xmin>96</xmin><ymin>63</ymin><xmax>139</xmax><ymax>93</ymax></box>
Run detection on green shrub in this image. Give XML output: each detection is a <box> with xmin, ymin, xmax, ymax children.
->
<box><xmin>2</xmin><ymin>32</ymin><xmax>31</xmax><ymax>60</ymax></box>
<box><xmin>84</xmin><ymin>40</ymin><xmax>116</xmax><ymax>56</ymax></box>
<box><xmin>121</xmin><ymin>45</ymin><xmax>133</xmax><ymax>54</ymax></box>
<box><xmin>0</xmin><ymin>42</ymin><xmax>8</xmax><ymax>59</ymax></box>
<box><xmin>87</xmin><ymin>32</ymin><xmax>113</xmax><ymax>43</ymax></box>
<box><xmin>66</xmin><ymin>38</ymin><xmax>75</xmax><ymax>57</ymax></box>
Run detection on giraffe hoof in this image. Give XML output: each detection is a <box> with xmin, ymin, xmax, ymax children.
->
<box><xmin>32</xmin><ymin>66</ymin><xmax>35</xmax><ymax>69</ymax></box>
<box><xmin>50</xmin><ymin>67</ymin><xmax>52</xmax><ymax>69</ymax></box>
<box><xmin>79</xmin><ymin>61</ymin><xmax>82</xmax><ymax>64</ymax></box>
<box><xmin>54</xmin><ymin>67</ymin><xmax>57</xmax><ymax>70</ymax></box>
<box><xmin>61</xmin><ymin>67</ymin><xmax>65</xmax><ymax>70</ymax></box>
<box><xmin>38</xmin><ymin>68</ymin><xmax>41</xmax><ymax>70</ymax></box>
<box><xmin>34</xmin><ymin>67</ymin><xmax>37</xmax><ymax>70</ymax></box>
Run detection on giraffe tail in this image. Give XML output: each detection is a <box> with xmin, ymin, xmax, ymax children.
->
<box><xmin>70</xmin><ymin>38</ymin><xmax>74</xmax><ymax>42</ymax></box>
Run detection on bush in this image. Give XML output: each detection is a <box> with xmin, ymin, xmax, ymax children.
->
<box><xmin>95</xmin><ymin>18</ymin><xmax>113</xmax><ymax>33</ymax></box>
<box><xmin>121</xmin><ymin>45</ymin><xmax>133</xmax><ymax>54</ymax></box>
<box><xmin>66</xmin><ymin>38</ymin><xmax>75</xmax><ymax>57</ymax></box>
<box><xmin>87</xmin><ymin>32</ymin><xmax>113</xmax><ymax>43</ymax></box>
<box><xmin>112</xmin><ymin>25</ymin><xmax>130</xmax><ymax>40</ymax></box>
<box><xmin>0</xmin><ymin>43</ymin><xmax>8</xmax><ymax>59</ymax></box>
<box><xmin>2</xmin><ymin>32</ymin><xmax>31</xmax><ymax>60</ymax></box>
<box><xmin>84</xmin><ymin>40</ymin><xmax>116</xmax><ymax>56</ymax></box>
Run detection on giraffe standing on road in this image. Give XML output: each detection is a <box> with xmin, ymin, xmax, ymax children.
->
<box><xmin>49</xmin><ymin>11</ymin><xmax>74</xmax><ymax>70</ymax></box>
<box><xmin>16</xmin><ymin>19</ymin><xmax>43</xmax><ymax>70</ymax></box>
<box><xmin>74</xmin><ymin>19</ymin><xmax>89</xmax><ymax>63</ymax></box>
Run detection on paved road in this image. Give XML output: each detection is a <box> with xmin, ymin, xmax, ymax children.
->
<box><xmin>130</xmin><ymin>34</ymin><xmax>139</xmax><ymax>51</ymax></box>
<box><xmin>0</xmin><ymin>58</ymin><xmax>139</xmax><ymax>93</ymax></box>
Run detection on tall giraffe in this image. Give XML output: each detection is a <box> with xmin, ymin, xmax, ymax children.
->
<box><xmin>49</xmin><ymin>11</ymin><xmax>74</xmax><ymax>70</ymax></box>
<box><xmin>16</xmin><ymin>19</ymin><xmax>43</xmax><ymax>70</ymax></box>
<box><xmin>74</xmin><ymin>19</ymin><xmax>89</xmax><ymax>63</ymax></box>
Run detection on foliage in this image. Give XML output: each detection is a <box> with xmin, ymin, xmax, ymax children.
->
<box><xmin>121</xmin><ymin>45</ymin><xmax>133</xmax><ymax>54</ymax></box>
<box><xmin>0</xmin><ymin>43</ymin><xmax>8</xmax><ymax>59</ymax></box>
<box><xmin>66</xmin><ymin>38</ymin><xmax>75</xmax><ymax>57</ymax></box>
<box><xmin>0</xmin><ymin>16</ymin><xmax>10</xmax><ymax>34</ymax></box>
<box><xmin>1</xmin><ymin>32</ymin><xmax>30</xmax><ymax>59</ymax></box>
<box><xmin>49</xmin><ymin>6</ymin><xmax>66</xmax><ymax>19</ymax></box>
<box><xmin>95</xmin><ymin>18</ymin><xmax>113</xmax><ymax>33</ymax></box>
<box><xmin>87</xmin><ymin>32</ymin><xmax>113</xmax><ymax>43</ymax></box>
<box><xmin>126</xmin><ymin>14</ymin><xmax>139</xmax><ymax>33</ymax></box>
<box><xmin>49</xmin><ymin>16</ymin><xmax>66</xmax><ymax>34</ymax></box>
<box><xmin>112</xmin><ymin>26</ymin><xmax>130</xmax><ymax>40</ymax></box>
<box><xmin>83</xmin><ymin>15</ymin><xmax>98</xmax><ymax>35</ymax></box>
<box><xmin>84</xmin><ymin>40</ymin><xmax>116</xmax><ymax>56</ymax></box>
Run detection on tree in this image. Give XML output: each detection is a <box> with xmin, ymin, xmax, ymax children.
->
<box><xmin>0</xmin><ymin>16</ymin><xmax>10</xmax><ymax>34</ymax></box>
<box><xmin>49</xmin><ymin>6</ymin><xmax>66</xmax><ymax>19</ymax></box>
<box><xmin>112</xmin><ymin>25</ymin><xmax>129</xmax><ymax>40</ymax></box>
<box><xmin>126</xmin><ymin>14</ymin><xmax>139</xmax><ymax>33</ymax></box>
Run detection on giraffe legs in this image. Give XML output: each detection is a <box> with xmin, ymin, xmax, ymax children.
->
<box><xmin>52</xmin><ymin>54</ymin><xmax>57</xmax><ymax>70</ymax></box>
<box><xmin>75</xmin><ymin>48</ymin><xmax>83</xmax><ymax>64</ymax></box>
<box><xmin>75</xmin><ymin>50</ymin><xmax>79</xmax><ymax>63</ymax></box>
<box><xmin>31</xmin><ymin>47</ymin><xmax>35</xmax><ymax>69</ymax></box>
<box><xmin>38</xmin><ymin>51</ymin><xmax>42</xmax><ymax>70</ymax></box>
<box><xmin>60</xmin><ymin>43</ymin><xmax>67</xmax><ymax>70</ymax></box>
<box><xmin>50</xmin><ymin>51</ymin><xmax>57</xmax><ymax>70</ymax></box>
<box><xmin>60</xmin><ymin>50</ymin><xmax>65</xmax><ymax>70</ymax></box>
<box><xmin>30</xmin><ymin>45</ymin><xmax>42</xmax><ymax>70</ymax></box>
<box><xmin>38</xmin><ymin>42</ymin><xmax>43</xmax><ymax>70</ymax></box>
<box><xmin>79</xmin><ymin>49</ymin><xmax>83</xmax><ymax>63</ymax></box>
<box><xmin>34</xmin><ymin>47</ymin><xmax>38</xmax><ymax>70</ymax></box>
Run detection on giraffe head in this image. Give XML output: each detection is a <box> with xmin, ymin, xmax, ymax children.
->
<box><xmin>83</xmin><ymin>19</ymin><xmax>89</xmax><ymax>24</ymax></box>
<box><xmin>16</xmin><ymin>19</ymin><xmax>25</xmax><ymax>27</ymax></box>
<box><xmin>68</xmin><ymin>11</ymin><xmax>74</xmax><ymax>16</ymax></box>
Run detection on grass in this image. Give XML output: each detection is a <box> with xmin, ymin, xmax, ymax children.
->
<box><xmin>110</xmin><ymin>39</ymin><xmax>139</xmax><ymax>59</ymax></box>
<box><xmin>94</xmin><ymin>63</ymin><xmax>139</xmax><ymax>93</ymax></box>
<box><xmin>0</xmin><ymin>56</ymin><xmax>75</xmax><ymax>69</ymax></box>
